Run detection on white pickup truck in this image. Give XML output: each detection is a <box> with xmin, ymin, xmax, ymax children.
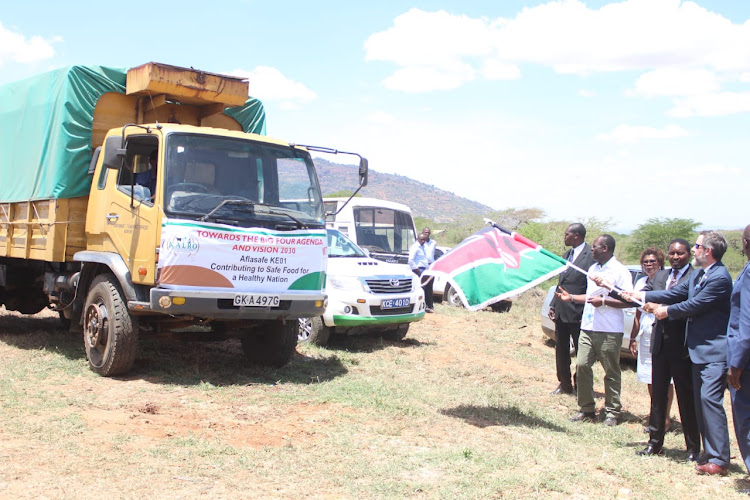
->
<box><xmin>298</xmin><ymin>229</ymin><xmax>425</xmax><ymax>345</ymax></box>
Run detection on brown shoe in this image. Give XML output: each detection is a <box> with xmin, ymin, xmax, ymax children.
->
<box><xmin>695</xmin><ymin>463</ymin><xmax>728</xmax><ymax>476</ymax></box>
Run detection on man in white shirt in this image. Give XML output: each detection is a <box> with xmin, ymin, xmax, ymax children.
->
<box><xmin>409</xmin><ymin>233</ymin><xmax>434</xmax><ymax>312</ymax></box>
<box><xmin>422</xmin><ymin>228</ymin><xmax>437</xmax><ymax>311</ymax></box>
<box><xmin>556</xmin><ymin>234</ymin><xmax>633</xmax><ymax>426</ymax></box>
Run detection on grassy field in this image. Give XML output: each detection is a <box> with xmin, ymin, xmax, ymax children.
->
<box><xmin>0</xmin><ymin>291</ymin><xmax>748</xmax><ymax>499</ymax></box>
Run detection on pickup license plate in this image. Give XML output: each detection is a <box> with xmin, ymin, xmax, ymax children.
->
<box><xmin>233</xmin><ymin>294</ymin><xmax>280</xmax><ymax>307</ymax></box>
<box><xmin>381</xmin><ymin>298</ymin><xmax>410</xmax><ymax>309</ymax></box>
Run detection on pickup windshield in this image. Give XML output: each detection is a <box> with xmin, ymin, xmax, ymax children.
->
<box><xmin>163</xmin><ymin>133</ymin><xmax>324</xmax><ymax>226</ymax></box>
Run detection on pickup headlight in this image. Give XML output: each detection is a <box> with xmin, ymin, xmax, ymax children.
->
<box><xmin>328</xmin><ymin>275</ymin><xmax>365</xmax><ymax>292</ymax></box>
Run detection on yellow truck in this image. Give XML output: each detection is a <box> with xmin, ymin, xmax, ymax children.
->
<box><xmin>0</xmin><ymin>63</ymin><xmax>367</xmax><ymax>375</ymax></box>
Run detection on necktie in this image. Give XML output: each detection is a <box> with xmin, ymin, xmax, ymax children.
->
<box><xmin>568</xmin><ymin>251</ymin><xmax>574</xmax><ymax>263</ymax></box>
<box><xmin>667</xmin><ymin>269</ymin><xmax>678</xmax><ymax>289</ymax></box>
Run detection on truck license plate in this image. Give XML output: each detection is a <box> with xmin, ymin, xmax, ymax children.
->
<box><xmin>233</xmin><ymin>294</ymin><xmax>281</xmax><ymax>307</ymax></box>
<box><xmin>381</xmin><ymin>298</ymin><xmax>410</xmax><ymax>309</ymax></box>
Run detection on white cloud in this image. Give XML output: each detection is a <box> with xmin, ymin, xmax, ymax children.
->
<box><xmin>365</xmin><ymin>1</ymin><xmax>750</xmax><ymax>94</ymax></box>
<box><xmin>366</xmin><ymin>111</ymin><xmax>396</xmax><ymax>125</ymax></box>
<box><xmin>682</xmin><ymin>163</ymin><xmax>741</xmax><ymax>176</ymax></box>
<box><xmin>0</xmin><ymin>22</ymin><xmax>59</xmax><ymax>66</ymax></box>
<box><xmin>631</xmin><ymin>68</ymin><xmax>720</xmax><ymax>97</ymax></box>
<box><xmin>596</xmin><ymin>124</ymin><xmax>689</xmax><ymax>143</ymax></box>
<box><xmin>668</xmin><ymin>91</ymin><xmax>750</xmax><ymax>117</ymax></box>
<box><xmin>230</xmin><ymin>66</ymin><xmax>317</xmax><ymax>106</ymax></box>
<box><xmin>578</xmin><ymin>89</ymin><xmax>595</xmax><ymax>98</ymax></box>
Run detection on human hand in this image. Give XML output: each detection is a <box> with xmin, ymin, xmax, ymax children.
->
<box><xmin>554</xmin><ymin>286</ymin><xmax>572</xmax><ymax>302</ymax></box>
<box><xmin>729</xmin><ymin>367</ymin><xmax>743</xmax><ymax>390</ymax></box>
<box><xmin>548</xmin><ymin>307</ymin><xmax>555</xmax><ymax>321</ymax></box>
<box><xmin>619</xmin><ymin>290</ymin><xmax>644</xmax><ymax>304</ymax></box>
<box><xmin>654</xmin><ymin>306</ymin><xmax>669</xmax><ymax>320</ymax></box>
<box><xmin>643</xmin><ymin>302</ymin><xmax>660</xmax><ymax>314</ymax></box>
<box><xmin>589</xmin><ymin>273</ymin><xmax>612</xmax><ymax>289</ymax></box>
<box><xmin>629</xmin><ymin>339</ymin><xmax>638</xmax><ymax>357</ymax></box>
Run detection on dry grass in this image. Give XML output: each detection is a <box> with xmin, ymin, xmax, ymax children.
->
<box><xmin>0</xmin><ymin>293</ymin><xmax>748</xmax><ymax>499</ymax></box>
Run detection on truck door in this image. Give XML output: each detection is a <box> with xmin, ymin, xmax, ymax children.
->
<box><xmin>105</xmin><ymin>137</ymin><xmax>160</xmax><ymax>284</ymax></box>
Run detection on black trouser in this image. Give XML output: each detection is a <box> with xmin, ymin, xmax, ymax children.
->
<box><xmin>647</xmin><ymin>348</ymin><xmax>701</xmax><ymax>453</ymax></box>
<box><xmin>421</xmin><ymin>275</ymin><xmax>434</xmax><ymax>309</ymax></box>
<box><xmin>554</xmin><ymin>319</ymin><xmax>580</xmax><ymax>389</ymax></box>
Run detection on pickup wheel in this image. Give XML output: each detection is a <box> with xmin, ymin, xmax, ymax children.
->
<box><xmin>382</xmin><ymin>323</ymin><xmax>409</xmax><ymax>341</ymax></box>
<box><xmin>82</xmin><ymin>274</ymin><xmax>138</xmax><ymax>376</ymax></box>
<box><xmin>241</xmin><ymin>320</ymin><xmax>298</xmax><ymax>367</ymax></box>
<box><xmin>297</xmin><ymin>316</ymin><xmax>332</xmax><ymax>346</ymax></box>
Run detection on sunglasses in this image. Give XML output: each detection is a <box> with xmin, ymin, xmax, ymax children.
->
<box><xmin>642</xmin><ymin>259</ymin><xmax>658</xmax><ymax>265</ymax></box>
<box><xmin>694</xmin><ymin>243</ymin><xmax>703</xmax><ymax>249</ymax></box>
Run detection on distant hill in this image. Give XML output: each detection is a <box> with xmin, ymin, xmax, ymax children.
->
<box><xmin>313</xmin><ymin>158</ymin><xmax>493</xmax><ymax>222</ymax></box>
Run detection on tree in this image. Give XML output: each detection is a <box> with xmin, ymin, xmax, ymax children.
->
<box><xmin>625</xmin><ymin>218</ymin><xmax>700</xmax><ymax>260</ymax></box>
<box><xmin>323</xmin><ymin>190</ymin><xmax>358</xmax><ymax>198</ymax></box>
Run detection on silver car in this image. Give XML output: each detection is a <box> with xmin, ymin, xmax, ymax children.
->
<box><xmin>540</xmin><ymin>265</ymin><xmax>645</xmax><ymax>358</ymax></box>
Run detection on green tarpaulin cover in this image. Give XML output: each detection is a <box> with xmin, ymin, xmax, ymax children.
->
<box><xmin>0</xmin><ymin>65</ymin><xmax>266</xmax><ymax>203</ymax></box>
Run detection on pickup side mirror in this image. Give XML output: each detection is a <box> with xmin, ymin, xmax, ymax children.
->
<box><xmin>359</xmin><ymin>157</ymin><xmax>368</xmax><ymax>187</ymax></box>
<box><xmin>102</xmin><ymin>135</ymin><xmax>126</xmax><ymax>170</ymax></box>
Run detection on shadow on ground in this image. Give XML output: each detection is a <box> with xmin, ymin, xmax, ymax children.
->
<box><xmin>441</xmin><ymin>403</ymin><xmax>567</xmax><ymax>432</ymax></box>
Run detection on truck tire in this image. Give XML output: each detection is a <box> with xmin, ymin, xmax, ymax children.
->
<box><xmin>297</xmin><ymin>316</ymin><xmax>332</xmax><ymax>346</ymax></box>
<box><xmin>241</xmin><ymin>320</ymin><xmax>297</xmax><ymax>367</ymax></box>
<box><xmin>382</xmin><ymin>323</ymin><xmax>409</xmax><ymax>341</ymax></box>
<box><xmin>82</xmin><ymin>274</ymin><xmax>138</xmax><ymax>376</ymax></box>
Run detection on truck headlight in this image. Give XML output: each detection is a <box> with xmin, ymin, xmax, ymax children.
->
<box><xmin>328</xmin><ymin>275</ymin><xmax>364</xmax><ymax>292</ymax></box>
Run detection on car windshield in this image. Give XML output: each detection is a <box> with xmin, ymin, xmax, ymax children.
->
<box><xmin>163</xmin><ymin>133</ymin><xmax>324</xmax><ymax>225</ymax></box>
<box><xmin>327</xmin><ymin>229</ymin><xmax>366</xmax><ymax>258</ymax></box>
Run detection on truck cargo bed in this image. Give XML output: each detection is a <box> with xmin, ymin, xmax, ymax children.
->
<box><xmin>0</xmin><ymin>197</ymin><xmax>87</xmax><ymax>262</ymax></box>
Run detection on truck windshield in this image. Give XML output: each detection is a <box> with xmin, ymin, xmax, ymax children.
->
<box><xmin>353</xmin><ymin>207</ymin><xmax>415</xmax><ymax>256</ymax></box>
<box><xmin>163</xmin><ymin>133</ymin><xmax>324</xmax><ymax>227</ymax></box>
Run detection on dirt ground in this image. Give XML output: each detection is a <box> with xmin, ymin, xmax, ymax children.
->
<box><xmin>3</xmin><ymin>291</ymin><xmax>740</xmax><ymax>499</ymax></box>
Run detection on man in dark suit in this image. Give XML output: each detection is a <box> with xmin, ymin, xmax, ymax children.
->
<box><xmin>728</xmin><ymin>224</ymin><xmax>750</xmax><ymax>475</ymax></box>
<box><xmin>548</xmin><ymin>223</ymin><xmax>594</xmax><ymax>395</ymax></box>
<box><xmin>636</xmin><ymin>239</ymin><xmax>700</xmax><ymax>460</ymax></box>
<box><xmin>626</xmin><ymin>231</ymin><xmax>733</xmax><ymax>475</ymax></box>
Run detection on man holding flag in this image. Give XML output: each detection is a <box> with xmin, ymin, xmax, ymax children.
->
<box><xmin>556</xmin><ymin>234</ymin><xmax>633</xmax><ymax>426</ymax></box>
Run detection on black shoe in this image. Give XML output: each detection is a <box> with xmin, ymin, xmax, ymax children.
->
<box><xmin>551</xmin><ymin>384</ymin><xmax>574</xmax><ymax>395</ymax></box>
<box><xmin>570</xmin><ymin>411</ymin><xmax>596</xmax><ymax>422</ymax></box>
<box><xmin>636</xmin><ymin>444</ymin><xmax>663</xmax><ymax>456</ymax></box>
<box><xmin>686</xmin><ymin>451</ymin><xmax>700</xmax><ymax>462</ymax></box>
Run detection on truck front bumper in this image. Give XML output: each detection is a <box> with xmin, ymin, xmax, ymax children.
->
<box><xmin>129</xmin><ymin>289</ymin><xmax>326</xmax><ymax>319</ymax></box>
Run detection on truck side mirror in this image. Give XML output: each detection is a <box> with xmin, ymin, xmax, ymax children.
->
<box><xmin>102</xmin><ymin>135</ymin><xmax>127</xmax><ymax>170</ymax></box>
<box><xmin>359</xmin><ymin>157</ymin><xmax>368</xmax><ymax>187</ymax></box>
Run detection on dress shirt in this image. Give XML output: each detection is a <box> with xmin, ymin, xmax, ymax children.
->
<box><xmin>408</xmin><ymin>242</ymin><xmax>431</xmax><ymax>271</ymax></box>
<box><xmin>580</xmin><ymin>256</ymin><xmax>633</xmax><ymax>333</ymax></box>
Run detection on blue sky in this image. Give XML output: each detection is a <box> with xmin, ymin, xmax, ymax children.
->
<box><xmin>2</xmin><ymin>0</ymin><xmax>749</xmax><ymax>232</ymax></box>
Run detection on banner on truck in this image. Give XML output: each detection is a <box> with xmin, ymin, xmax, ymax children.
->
<box><xmin>158</xmin><ymin>219</ymin><xmax>327</xmax><ymax>292</ymax></box>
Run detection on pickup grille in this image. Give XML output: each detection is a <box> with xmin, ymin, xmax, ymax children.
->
<box><xmin>365</xmin><ymin>278</ymin><xmax>412</xmax><ymax>294</ymax></box>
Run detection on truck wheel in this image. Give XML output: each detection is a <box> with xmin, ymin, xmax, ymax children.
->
<box><xmin>383</xmin><ymin>323</ymin><xmax>409</xmax><ymax>341</ymax></box>
<box><xmin>82</xmin><ymin>274</ymin><xmax>138</xmax><ymax>376</ymax></box>
<box><xmin>241</xmin><ymin>320</ymin><xmax>298</xmax><ymax>367</ymax></box>
<box><xmin>297</xmin><ymin>316</ymin><xmax>332</xmax><ymax>346</ymax></box>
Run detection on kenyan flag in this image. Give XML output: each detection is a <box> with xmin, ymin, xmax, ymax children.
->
<box><xmin>424</xmin><ymin>225</ymin><xmax>567</xmax><ymax>311</ymax></box>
